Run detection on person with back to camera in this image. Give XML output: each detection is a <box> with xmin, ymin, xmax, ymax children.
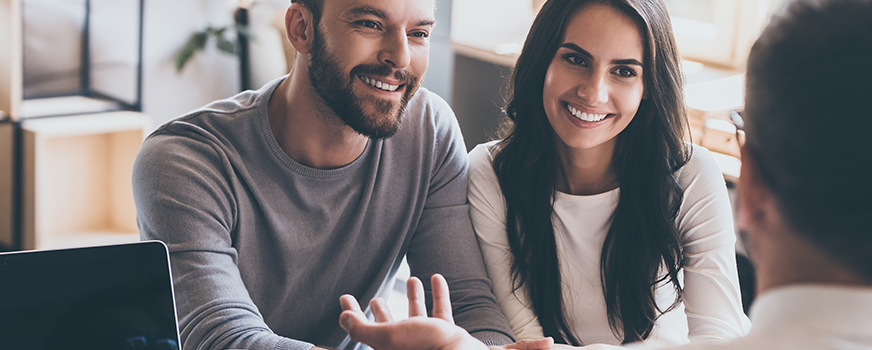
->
<box><xmin>131</xmin><ymin>0</ymin><xmax>519</xmax><ymax>349</ymax></box>
<box><xmin>466</xmin><ymin>0</ymin><xmax>749</xmax><ymax>346</ymax></box>
<box><xmin>338</xmin><ymin>0</ymin><xmax>872</xmax><ymax>349</ymax></box>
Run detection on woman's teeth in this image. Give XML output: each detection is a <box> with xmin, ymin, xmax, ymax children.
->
<box><xmin>567</xmin><ymin>104</ymin><xmax>608</xmax><ymax>122</ymax></box>
<box><xmin>360</xmin><ymin>76</ymin><xmax>400</xmax><ymax>92</ymax></box>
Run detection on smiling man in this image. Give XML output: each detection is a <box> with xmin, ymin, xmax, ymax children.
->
<box><xmin>131</xmin><ymin>0</ymin><xmax>514</xmax><ymax>349</ymax></box>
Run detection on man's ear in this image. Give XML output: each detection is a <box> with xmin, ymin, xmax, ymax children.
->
<box><xmin>285</xmin><ymin>3</ymin><xmax>314</xmax><ymax>54</ymax></box>
<box><xmin>736</xmin><ymin>144</ymin><xmax>775</xmax><ymax>233</ymax></box>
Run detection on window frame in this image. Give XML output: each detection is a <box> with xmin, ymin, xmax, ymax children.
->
<box><xmin>670</xmin><ymin>0</ymin><xmax>779</xmax><ymax>68</ymax></box>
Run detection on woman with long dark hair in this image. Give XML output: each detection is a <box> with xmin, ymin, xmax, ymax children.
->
<box><xmin>468</xmin><ymin>0</ymin><xmax>750</xmax><ymax>346</ymax></box>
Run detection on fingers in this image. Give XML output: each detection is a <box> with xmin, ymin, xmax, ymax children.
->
<box><xmin>339</xmin><ymin>294</ymin><xmax>371</xmax><ymax>340</ymax></box>
<box><xmin>340</xmin><ymin>294</ymin><xmax>395</xmax><ymax>349</ymax></box>
<box><xmin>369</xmin><ymin>298</ymin><xmax>394</xmax><ymax>323</ymax></box>
<box><xmin>339</xmin><ymin>308</ymin><xmax>377</xmax><ymax>343</ymax></box>
<box><xmin>339</xmin><ymin>294</ymin><xmax>363</xmax><ymax>313</ymax></box>
<box><xmin>431</xmin><ymin>274</ymin><xmax>454</xmax><ymax>324</ymax></box>
<box><xmin>407</xmin><ymin>276</ymin><xmax>428</xmax><ymax>318</ymax></box>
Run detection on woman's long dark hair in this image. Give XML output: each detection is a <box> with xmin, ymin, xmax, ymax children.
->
<box><xmin>492</xmin><ymin>0</ymin><xmax>690</xmax><ymax>345</ymax></box>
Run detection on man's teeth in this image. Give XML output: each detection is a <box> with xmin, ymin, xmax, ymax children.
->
<box><xmin>567</xmin><ymin>104</ymin><xmax>607</xmax><ymax>122</ymax></box>
<box><xmin>360</xmin><ymin>76</ymin><xmax>400</xmax><ymax>92</ymax></box>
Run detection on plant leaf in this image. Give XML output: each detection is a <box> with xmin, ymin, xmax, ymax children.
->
<box><xmin>174</xmin><ymin>31</ymin><xmax>209</xmax><ymax>72</ymax></box>
<box><xmin>216</xmin><ymin>36</ymin><xmax>238</xmax><ymax>55</ymax></box>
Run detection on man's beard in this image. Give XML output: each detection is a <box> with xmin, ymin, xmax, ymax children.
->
<box><xmin>308</xmin><ymin>29</ymin><xmax>419</xmax><ymax>139</ymax></box>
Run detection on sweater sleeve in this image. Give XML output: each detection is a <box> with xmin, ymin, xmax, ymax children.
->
<box><xmin>676</xmin><ymin>145</ymin><xmax>752</xmax><ymax>343</ymax></box>
<box><xmin>403</xmin><ymin>98</ymin><xmax>515</xmax><ymax>346</ymax></box>
<box><xmin>133</xmin><ymin>125</ymin><xmax>314</xmax><ymax>350</ymax></box>
<box><xmin>467</xmin><ymin>143</ymin><xmax>546</xmax><ymax>341</ymax></box>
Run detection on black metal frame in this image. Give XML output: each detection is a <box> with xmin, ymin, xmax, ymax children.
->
<box><xmin>20</xmin><ymin>0</ymin><xmax>145</xmax><ymax>114</ymax></box>
<box><xmin>4</xmin><ymin>0</ymin><xmax>147</xmax><ymax>251</ymax></box>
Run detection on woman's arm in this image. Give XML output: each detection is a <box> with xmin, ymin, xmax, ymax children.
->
<box><xmin>676</xmin><ymin>145</ymin><xmax>753</xmax><ymax>342</ymax></box>
<box><xmin>468</xmin><ymin>144</ymin><xmax>547</xmax><ymax>341</ymax></box>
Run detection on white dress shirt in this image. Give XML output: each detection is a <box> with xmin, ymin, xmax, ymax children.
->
<box><xmin>580</xmin><ymin>285</ymin><xmax>872</xmax><ymax>350</ymax></box>
<box><xmin>469</xmin><ymin>142</ymin><xmax>751</xmax><ymax>347</ymax></box>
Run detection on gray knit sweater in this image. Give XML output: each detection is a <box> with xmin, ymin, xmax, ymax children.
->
<box><xmin>132</xmin><ymin>76</ymin><xmax>514</xmax><ymax>350</ymax></box>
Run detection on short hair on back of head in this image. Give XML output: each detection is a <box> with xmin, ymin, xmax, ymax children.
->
<box><xmin>744</xmin><ymin>0</ymin><xmax>872</xmax><ymax>280</ymax></box>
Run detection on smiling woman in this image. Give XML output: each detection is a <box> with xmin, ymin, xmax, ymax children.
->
<box><xmin>467</xmin><ymin>0</ymin><xmax>751</xmax><ymax>347</ymax></box>
<box><xmin>541</xmin><ymin>5</ymin><xmax>645</xmax><ymax>172</ymax></box>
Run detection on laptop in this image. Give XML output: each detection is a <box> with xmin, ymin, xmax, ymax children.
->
<box><xmin>0</xmin><ymin>240</ymin><xmax>181</xmax><ymax>350</ymax></box>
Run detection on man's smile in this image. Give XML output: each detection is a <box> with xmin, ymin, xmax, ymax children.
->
<box><xmin>359</xmin><ymin>75</ymin><xmax>403</xmax><ymax>92</ymax></box>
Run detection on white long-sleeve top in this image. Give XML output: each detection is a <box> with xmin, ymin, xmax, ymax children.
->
<box><xmin>469</xmin><ymin>141</ymin><xmax>751</xmax><ymax>347</ymax></box>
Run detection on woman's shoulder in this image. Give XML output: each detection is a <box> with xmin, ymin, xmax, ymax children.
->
<box><xmin>468</xmin><ymin>140</ymin><xmax>501</xmax><ymax>174</ymax></box>
<box><xmin>676</xmin><ymin>142</ymin><xmax>724</xmax><ymax>184</ymax></box>
<box><xmin>467</xmin><ymin>140</ymin><xmax>506</xmax><ymax>207</ymax></box>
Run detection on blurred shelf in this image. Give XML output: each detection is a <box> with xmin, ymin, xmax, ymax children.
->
<box><xmin>21</xmin><ymin>111</ymin><xmax>149</xmax><ymax>250</ymax></box>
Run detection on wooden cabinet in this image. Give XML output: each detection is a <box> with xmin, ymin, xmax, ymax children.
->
<box><xmin>20</xmin><ymin>111</ymin><xmax>149</xmax><ymax>250</ymax></box>
<box><xmin>0</xmin><ymin>121</ymin><xmax>14</xmax><ymax>249</ymax></box>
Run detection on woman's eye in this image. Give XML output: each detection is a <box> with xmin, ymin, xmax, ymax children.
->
<box><xmin>564</xmin><ymin>54</ymin><xmax>587</xmax><ymax>66</ymax></box>
<box><xmin>615</xmin><ymin>67</ymin><xmax>637</xmax><ymax>78</ymax></box>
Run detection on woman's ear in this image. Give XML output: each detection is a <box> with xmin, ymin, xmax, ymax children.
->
<box><xmin>285</xmin><ymin>3</ymin><xmax>314</xmax><ymax>54</ymax></box>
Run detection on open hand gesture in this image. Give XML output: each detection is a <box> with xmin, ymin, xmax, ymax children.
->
<box><xmin>339</xmin><ymin>274</ymin><xmax>553</xmax><ymax>350</ymax></box>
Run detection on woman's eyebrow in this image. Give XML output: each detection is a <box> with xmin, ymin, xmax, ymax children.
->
<box><xmin>559</xmin><ymin>43</ymin><xmax>593</xmax><ymax>59</ymax></box>
<box><xmin>559</xmin><ymin>43</ymin><xmax>643</xmax><ymax>66</ymax></box>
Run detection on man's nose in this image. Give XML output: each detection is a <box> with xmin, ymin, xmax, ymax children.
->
<box><xmin>378</xmin><ymin>31</ymin><xmax>411</xmax><ymax>69</ymax></box>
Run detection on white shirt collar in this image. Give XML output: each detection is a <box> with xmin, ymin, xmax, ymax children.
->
<box><xmin>749</xmin><ymin>284</ymin><xmax>872</xmax><ymax>338</ymax></box>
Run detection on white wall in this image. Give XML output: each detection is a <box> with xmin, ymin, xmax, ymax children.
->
<box><xmin>141</xmin><ymin>0</ymin><xmax>453</xmax><ymax>129</ymax></box>
<box><xmin>141</xmin><ymin>0</ymin><xmax>289</xmax><ymax>129</ymax></box>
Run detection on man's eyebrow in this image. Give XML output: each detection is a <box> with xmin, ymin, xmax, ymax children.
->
<box><xmin>347</xmin><ymin>6</ymin><xmax>435</xmax><ymax>27</ymax></box>
<box><xmin>347</xmin><ymin>6</ymin><xmax>389</xmax><ymax>20</ymax></box>
<box><xmin>559</xmin><ymin>43</ymin><xmax>643</xmax><ymax>66</ymax></box>
<box><xmin>417</xmin><ymin>18</ymin><xmax>437</xmax><ymax>27</ymax></box>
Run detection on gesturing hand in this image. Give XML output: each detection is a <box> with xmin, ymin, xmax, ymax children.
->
<box><xmin>339</xmin><ymin>274</ymin><xmax>484</xmax><ymax>350</ymax></box>
<box><xmin>339</xmin><ymin>274</ymin><xmax>553</xmax><ymax>350</ymax></box>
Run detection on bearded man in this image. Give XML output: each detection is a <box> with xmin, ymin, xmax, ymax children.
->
<box><xmin>132</xmin><ymin>0</ymin><xmax>514</xmax><ymax>349</ymax></box>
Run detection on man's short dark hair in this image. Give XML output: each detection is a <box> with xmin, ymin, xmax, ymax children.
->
<box><xmin>291</xmin><ymin>0</ymin><xmax>323</xmax><ymax>26</ymax></box>
<box><xmin>744</xmin><ymin>0</ymin><xmax>872</xmax><ymax>280</ymax></box>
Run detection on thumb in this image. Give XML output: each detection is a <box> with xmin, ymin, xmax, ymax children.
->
<box><xmin>339</xmin><ymin>309</ymin><xmax>370</xmax><ymax>335</ymax></box>
<box><xmin>340</xmin><ymin>310</ymin><xmax>400</xmax><ymax>350</ymax></box>
<box><xmin>339</xmin><ymin>294</ymin><xmax>369</xmax><ymax>336</ymax></box>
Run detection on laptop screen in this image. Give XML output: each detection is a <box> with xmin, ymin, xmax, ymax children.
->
<box><xmin>0</xmin><ymin>241</ymin><xmax>180</xmax><ymax>350</ymax></box>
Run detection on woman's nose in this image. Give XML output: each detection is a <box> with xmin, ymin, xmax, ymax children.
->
<box><xmin>578</xmin><ymin>72</ymin><xmax>609</xmax><ymax>105</ymax></box>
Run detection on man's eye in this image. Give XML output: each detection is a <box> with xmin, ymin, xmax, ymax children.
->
<box><xmin>410</xmin><ymin>31</ymin><xmax>429</xmax><ymax>38</ymax></box>
<box><xmin>358</xmin><ymin>20</ymin><xmax>379</xmax><ymax>29</ymax></box>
